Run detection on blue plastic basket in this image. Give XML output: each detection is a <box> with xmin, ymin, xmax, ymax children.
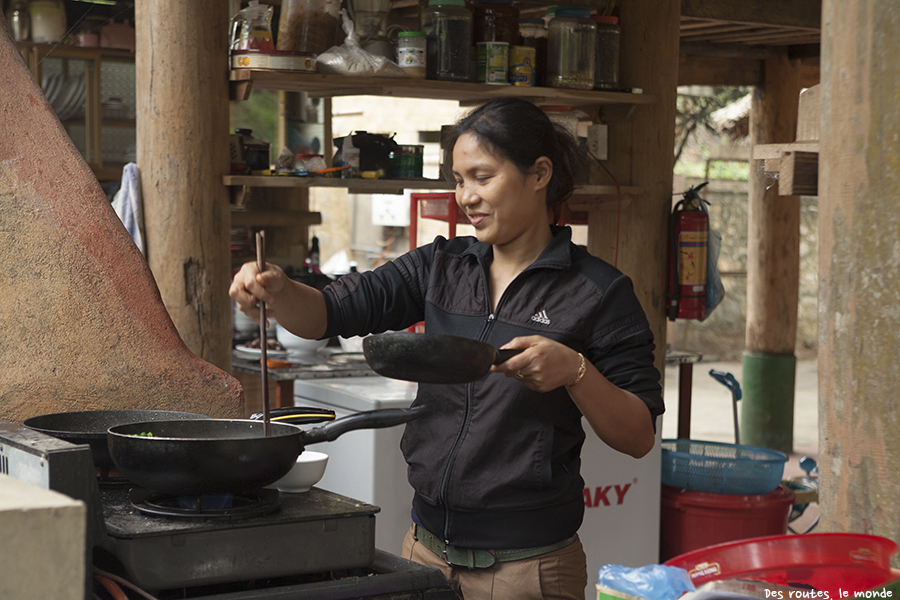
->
<box><xmin>661</xmin><ymin>439</ymin><xmax>788</xmax><ymax>495</ymax></box>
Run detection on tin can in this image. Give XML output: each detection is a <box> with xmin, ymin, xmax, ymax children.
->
<box><xmin>476</xmin><ymin>41</ymin><xmax>509</xmax><ymax>85</ymax></box>
<box><xmin>391</xmin><ymin>145</ymin><xmax>424</xmax><ymax>178</ymax></box>
<box><xmin>508</xmin><ymin>45</ymin><xmax>535</xmax><ymax>86</ymax></box>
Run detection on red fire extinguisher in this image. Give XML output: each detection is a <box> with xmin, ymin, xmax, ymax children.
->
<box><xmin>667</xmin><ymin>182</ymin><xmax>709</xmax><ymax>321</ymax></box>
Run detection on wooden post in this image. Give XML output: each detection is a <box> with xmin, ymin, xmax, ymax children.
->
<box><xmin>135</xmin><ymin>0</ymin><xmax>232</xmax><ymax>371</ymax></box>
<box><xmin>818</xmin><ymin>0</ymin><xmax>900</xmax><ymax>539</ymax></box>
<box><xmin>588</xmin><ymin>0</ymin><xmax>681</xmax><ymax>381</ymax></box>
<box><xmin>742</xmin><ymin>48</ymin><xmax>802</xmax><ymax>454</ymax></box>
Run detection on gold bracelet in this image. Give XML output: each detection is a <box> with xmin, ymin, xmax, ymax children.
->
<box><xmin>568</xmin><ymin>352</ymin><xmax>587</xmax><ymax>387</ymax></box>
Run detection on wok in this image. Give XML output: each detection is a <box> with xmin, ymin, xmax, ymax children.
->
<box><xmin>22</xmin><ymin>409</ymin><xmax>211</xmax><ymax>470</ymax></box>
<box><xmin>362</xmin><ymin>332</ymin><xmax>522</xmax><ymax>384</ymax></box>
<box><xmin>107</xmin><ymin>406</ymin><xmax>426</xmax><ymax>494</ymax></box>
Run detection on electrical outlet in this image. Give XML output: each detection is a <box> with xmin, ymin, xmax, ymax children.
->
<box><xmin>587</xmin><ymin>123</ymin><xmax>609</xmax><ymax>160</ymax></box>
<box><xmin>371</xmin><ymin>194</ymin><xmax>410</xmax><ymax>227</ymax></box>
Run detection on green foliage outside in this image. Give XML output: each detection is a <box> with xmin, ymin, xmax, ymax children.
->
<box><xmin>231</xmin><ymin>90</ymin><xmax>279</xmax><ymax>162</ymax></box>
<box><xmin>673</xmin><ymin>86</ymin><xmax>750</xmax><ymax>181</ymax></box>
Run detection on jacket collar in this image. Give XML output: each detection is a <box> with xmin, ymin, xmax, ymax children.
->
<box><xmin>461</xmin><ymin>226</ymin><xmax>573</xmax><ymax>270</ymax></box>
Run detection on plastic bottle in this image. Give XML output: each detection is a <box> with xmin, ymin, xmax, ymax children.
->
<box><xmin>396</xmin><ymin>31</ymin><xmax>427</xmax><ymax>78</ymax></box>
<box><xmin>518</xmin><ymin>18</ymin><xmax>547</xmax><ymax>86</ymax></box>
<box><xmin>592</xmin><ymin>15</ymin><xmax>620</xmax><ymax>90</ymax></box>
<box><xmin>421</xmin><ymin>0</ymin><xmax>473</xmax><ymax>82</ymax></box>
<box><xmin>472</xmin><ymin>0</ymin><xmax>519</xmax><ymax>45</ymax></box>
<box><xmin>341</xmin><ymin>136</ymin><xmax>360</xmax><ymax>179</ymax></box>
<box><xmin>277</xmin><ymin>0</ymin><xmax>342</xmax><ymax>55</ymax></box>
<box><xmin>547</xmin><ymin>8</ymin><xmax>595</xmax><ymax>90</ymax></box>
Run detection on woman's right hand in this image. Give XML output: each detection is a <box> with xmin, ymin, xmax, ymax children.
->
<box><xmin>229</xmin><ymin>261</ymin><xmax>287</xmax><ymax>325</ymax></box>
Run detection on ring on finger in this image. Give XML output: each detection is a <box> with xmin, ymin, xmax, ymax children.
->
<box><xmin>515</xmin><ymin>370</ymin><xmax>526</xmax><ymax>380</ymax></box>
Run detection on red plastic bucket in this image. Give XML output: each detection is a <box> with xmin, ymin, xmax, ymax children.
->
<box><xmin>664</xmin><ymin>533</ymin><xmax>898</xmax><ymax>594</ymax></box>
<box><xmin>660</xmin><ymin>483</ymin><xmax>795</xmax><ymax>561</ymax></box>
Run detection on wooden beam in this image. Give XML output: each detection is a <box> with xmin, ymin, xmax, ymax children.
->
<box><xmin>678</xmin><ymin>55</ymin><xmax>762</xmax><ymax>86</ymax></box>
<box><xmin>681</xmin><ymin>0</ymin><xmax>821</xmax><ymax>30</ymax></box>
<box><xmin>778</xmin><ymin>151</ymin><xmax>818</xmax><ymax>196</ymax></box>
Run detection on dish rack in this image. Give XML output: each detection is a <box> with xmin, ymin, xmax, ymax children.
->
<box><xmin>661</xmin><ymin>438</ymin><xmax>788</xmax><ymax>495</ymax></box>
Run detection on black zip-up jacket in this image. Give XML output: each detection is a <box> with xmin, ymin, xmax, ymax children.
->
<box><xmin>321</xmin><ymin>227</ymin><xmax>664</xmax><ymax>550</ymax></box>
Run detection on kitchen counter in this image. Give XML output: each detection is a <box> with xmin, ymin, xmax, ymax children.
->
<box><xmin>232</xmin><ymin>349</ymin><xmax>378</xmax><ymax>412</ymax></box>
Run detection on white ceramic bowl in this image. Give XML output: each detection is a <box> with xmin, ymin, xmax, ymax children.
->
<box><xmin>338</xmin><ymin>335</ymin><xmax>369</xmax><ymax>353</ymax></box>
<box><xmin>271</xmin><ymin>451</ymin><xmax>329</xmax><ymax>493</ymax></box>
<box><xmin>276</xmin><ymin>324</ymin><xmax>329</xmax><ymax>355</ymax></box>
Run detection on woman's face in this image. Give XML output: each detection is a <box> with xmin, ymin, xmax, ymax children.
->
<box><xmin>451</xmin><ymin>133</ymin><xmax>551</xmax><ymax>248</ymax></box>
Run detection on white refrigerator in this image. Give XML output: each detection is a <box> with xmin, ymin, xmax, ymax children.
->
<box><xmin>294</xmin><ymin>377</ymin><xmax>661</xmax><ymax>599</ymax></box>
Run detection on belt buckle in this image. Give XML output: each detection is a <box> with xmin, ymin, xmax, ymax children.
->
<box><xmin>441</xmin><ymin>541</ymin><xmax>452</xmax><ymax>566</ymax></box>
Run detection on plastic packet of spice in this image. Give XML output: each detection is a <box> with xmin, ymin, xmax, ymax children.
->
<box><xmin>316</xmin><ymin>9</ymin><xmax>408</xmax><ymax>78</ymax></box>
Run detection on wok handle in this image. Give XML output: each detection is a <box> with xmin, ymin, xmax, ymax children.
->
<box><xmin>494</xmin><ymin>348</ymin><xmax>524</xmax><ymax>364</ymax></box>
<box><xmin>301</xmin><ymin>406</ymin><xmax>428</xmax><ymax>446</ymax></box>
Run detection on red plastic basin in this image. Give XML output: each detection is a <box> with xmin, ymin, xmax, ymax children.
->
<box><xmin>664</xmin><ymin>533</ymin><xmax>898</xmax><ymax>594</ymax></box>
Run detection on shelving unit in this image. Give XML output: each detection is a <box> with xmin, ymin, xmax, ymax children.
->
<box><xmin>226</xmin><ymin>69</ymin><xmax>652</xmax><ymax>220</ymax></box>
<box><xmin>17</xmin><ymin>42</ymin><xmax>136</xmax><ymax>181</ymax></box>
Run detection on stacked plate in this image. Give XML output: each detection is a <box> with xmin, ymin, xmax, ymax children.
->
<box><xmin>43</xmin><ymin>72</ymin><xmax>86</xmax><ymax>121</ymax></box>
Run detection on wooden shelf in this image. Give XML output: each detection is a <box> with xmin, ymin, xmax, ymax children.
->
<box><xmin>229</xmin><ymin>70</ymin><xmax>656</xmax><ymax>113</ymax></box>
<box><xmin>230</xmin><ymin>207</ymin><xmax>323</xmax><ymax>227</ymax></box>
<box><xmin>224</xmin><ymin>175</ymin><xmax>452</xmax><ymax>195</ymax></box>
<box><xmin>223</xmin><ymin>175</ymin><xmax>639</xmax><ymax>201</ymax></box>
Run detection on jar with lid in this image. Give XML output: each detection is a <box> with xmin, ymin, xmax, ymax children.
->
<box><xmin>472</xmin><ymin>0</ymin><xmax>519</xmax><ymax>45</ymax></box>
<box><xmin>277</xmin><ymin>0</ymin><xmax>342</xmax><ymax>56</ymax></box>
<box><xmin>421</xmin><ymin>0</ymin><xmax>473</xmax><ymax>82</ymax></box>
<box><xmin>547</xmin><ymin>8</ymin><xmax>596</xmax><ymax>90</ymax></box>
<box><xmin>518</xmin><ymin>18</ymin><xmax>547</xmax><ymax>86</ymax></box>
<box><xmin>592</xmin><ymin>15</ymin><xmax>620</xmax><ymax>90</ymax></box>
<box><xmin>396</xmin><ymin>31</ymin><xmax>427</xmax><ymax>78</ymax></box>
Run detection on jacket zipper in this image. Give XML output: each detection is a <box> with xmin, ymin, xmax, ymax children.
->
<box><xmin>438</xmin><ymin>312</ymin><xmax>496</xmax><ymax>542</ymax></box>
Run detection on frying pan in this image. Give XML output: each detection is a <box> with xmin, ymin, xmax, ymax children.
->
<box><xmin>362</xmin><ymin>332</ymin><xmax>522</xmax><ymax>384</ymax></box>
<box><xmin>107</xmin><ymin>406</ymin><xmax>426</xmax><ymax>494</ymax></box>
<box><xmin>22</xmin><ymin>409</ymin><xmax>211</xmax><ymax>470</ymax></box>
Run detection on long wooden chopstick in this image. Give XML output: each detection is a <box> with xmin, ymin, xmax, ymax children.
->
<box><xmin>256</xmin><ymin>231</ymin><xmax>271</xmax><ymax>436</ymax></box>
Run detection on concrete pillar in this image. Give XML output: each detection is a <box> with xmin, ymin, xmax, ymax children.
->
<box><xmin>742</xmin><ymin>48</ymin><xmax>802</xmax><ymax>454</ymax></box>
<box><xmin>0</xmin><ymin>475</ymin><xmax>86</xmax><ymax>600</ymax></box>
<box><xmin>818</xmin><ymin>0</ymin><xmax>900</xmax><ymax>542</ymax></box>
<box><xmin>135</xmin><ymin>0</ymin><xmax>233</xmax><ymax>370</ymax></box>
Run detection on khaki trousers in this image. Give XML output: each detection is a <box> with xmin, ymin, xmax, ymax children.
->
<box><xmin>401</xmin><ymin>528</ymin><xmax>588</xmax><ymax>600</ymax></box>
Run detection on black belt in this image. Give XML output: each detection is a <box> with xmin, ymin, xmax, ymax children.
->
<box><xmin>412</xmin><ymin>523</ymin><xmax>578</xmax><ymax>569</ymax></box>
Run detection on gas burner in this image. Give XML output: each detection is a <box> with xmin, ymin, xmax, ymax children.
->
<box><xmin>130</xmin><ymin>487</ymin><xmax>282</xmax><ymax>520</ymax></box>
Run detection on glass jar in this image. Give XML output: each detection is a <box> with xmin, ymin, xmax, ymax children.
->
<box><xmin>518</xmin><ymin>18</ymin><xmax>547</xmax><ymax>87</ymax></box>
<box><xmin>592</xmin><ymin>15</ymin><xmax>620</xmax><ymax>90</ymax></box>
<box><xmin>277</xmin><ymin>0</ymin><xmax>342</xmax><ymax>56</ymax></box>
<box><xmin>421</xmin><ymin>0</ymin><xmax>473</xmax><ymax>82</ymax></box>
<box><xmin>5</xmin><ymin>0</ymin><xmax>30</xmax><ymax>41</ymax></box>
<box><xmin>396</xmin><ymin>31</ymin><xmax>427</xmax><ymax>78</ymax></box>
<box><xmin>547</xmin><ymin>8</ymin><xmax>595</xmax><ymax>90</ymax></box>
<box><xmin>472</xmin><ymin>0</ymin><xmax>519</xmax><ymax>45</ymax></box>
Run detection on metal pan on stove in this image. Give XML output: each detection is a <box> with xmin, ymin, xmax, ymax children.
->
<box><xmin>22</xmin><ymin>409</ymin><xmax>211</xmax><ymax>470</ymax></box>
<box><xmin>107</xmin><ymin>406</ymin><xmax>426</xmax><ymax>494</ymax></box>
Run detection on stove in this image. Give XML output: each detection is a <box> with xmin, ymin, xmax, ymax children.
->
<box><xmin>0</xmin><ymin>421</ymin><xmax>455</xmax><ymax>600</ymax></box>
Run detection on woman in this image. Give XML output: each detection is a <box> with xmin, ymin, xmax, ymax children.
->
<box><xmin>230</xmin><ymin>98</ymin><xmax>664</xmax><ymax>600</ymax></box>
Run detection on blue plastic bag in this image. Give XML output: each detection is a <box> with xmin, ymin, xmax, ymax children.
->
<box><xmin>597</xmin><ymin>564</ymin><xmax>695</xmax><ymax>600</ymax></box>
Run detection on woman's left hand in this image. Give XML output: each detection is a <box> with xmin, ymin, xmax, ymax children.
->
<box><xmin>490</xmin><ymin>336</ymin><xmax>582</xmax><ymax>393</ymax></box>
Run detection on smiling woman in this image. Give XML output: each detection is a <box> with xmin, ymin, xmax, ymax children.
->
<box><xmin>230</xmin><ymin>98</ymin><xmax>664</xmax><ymax>600</ymax></box>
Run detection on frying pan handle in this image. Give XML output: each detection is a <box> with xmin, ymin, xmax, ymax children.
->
<box><xmin>495</xmin><ymin>348</ymin><xmax>524</xmax><ymax>364</ymax></box>
<box><xmin>300</xmin><ymin>406</ymin><xmax>428</xmax><ymax>446</ymax></box>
